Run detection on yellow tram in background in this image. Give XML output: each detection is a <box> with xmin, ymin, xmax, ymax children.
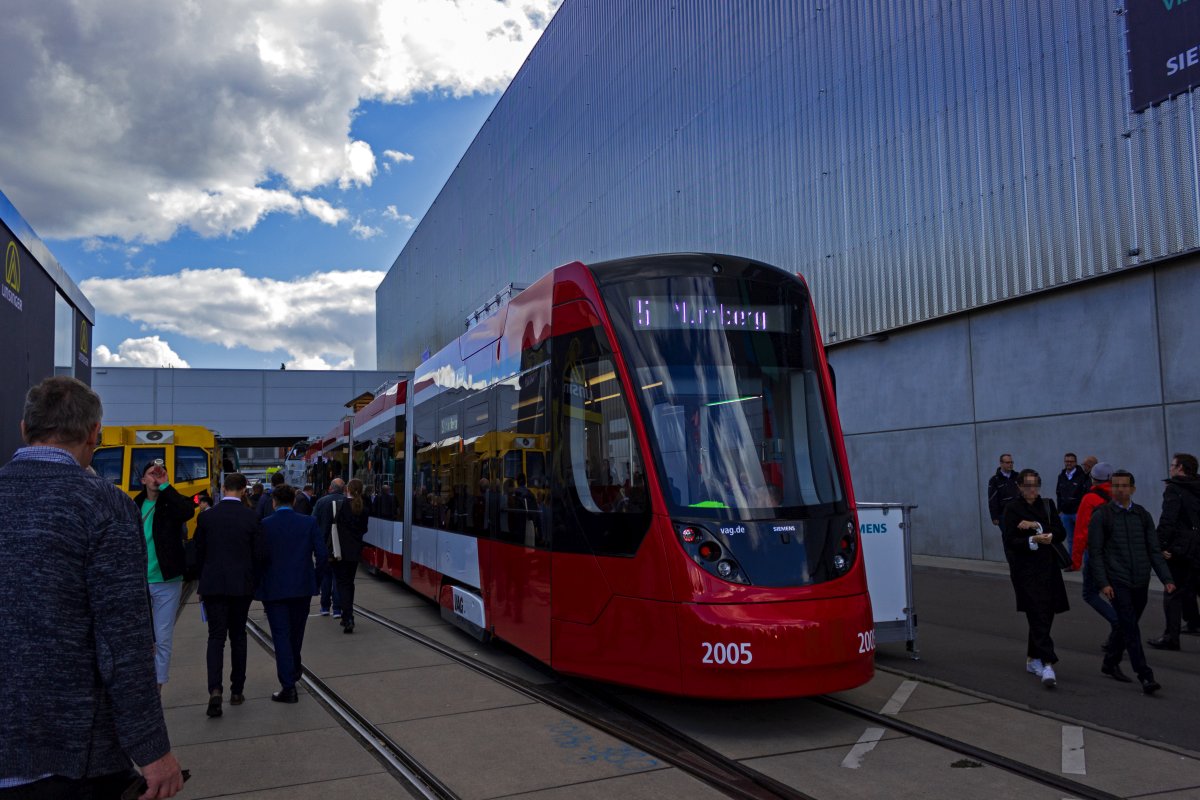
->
<box><xmin>92</xmin><ymin>425</ymin><xmax>239</xmax><ymax>539</ymax></box>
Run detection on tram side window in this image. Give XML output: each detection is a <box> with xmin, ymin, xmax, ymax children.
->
<box><xmin>175</xmin><ymin>447</ymin><xmax>209</xmax><ymax>482</ymax></box>
<box><xmin>412</xmin><ymin>394</ymin><xmax>439</xmax><ymax>528</ymax></box>
<box><xmin>554</xmin><ymin>327</ymin><xmax>650</xmax><ymax>557</ymax></box>
<box><xmin>91</xmin><ymin>448</ymin><xmax>124</xmax><ymax>486</ymax></box>
<box><xmin>491</xmin><ymin>364</ymin><xmax>549</xmax><ymax>547</ymax></box>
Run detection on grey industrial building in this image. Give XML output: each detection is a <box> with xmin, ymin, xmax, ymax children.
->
<box><xmin>376</xmin><ymin>0</ymin><xmax>1200</xmax><ymax>560</ymax></box>
<box><xmin>92</xmin><ymin>367</ymin><xmax>403</xmax><ymax>444</ymax></box>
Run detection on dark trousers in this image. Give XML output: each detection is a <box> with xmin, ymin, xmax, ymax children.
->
<box><xmin>318</xmin><ymin>561</ymin><xmax>341</xmax><ymax>613</ymax></box>
<box><xmin>0</xmin><ymin>770</ymin><xmax>135</xmax><ymax>800</ymax></box>
<box><xmin>204</xmin><ymin>594</ymin><xmax>253</xmax><ymax>694</ymax></box>
<box><xmin>332</xmin><ymin>560</ymin><xmax>359</xmax><ymax>624</ymax></box>
<box><xmin>263</xmin><ymin>597</ymin><xmax>310</xmax><ymax>689</ymax></box>
<box><xmin>1105</xmin><ymin>582</ymin><xmax>1153</xmax><ymax>680</ymax></box>
<box><xmin>1161</xmin><ymin>559</ymin><xmax>1199</xmax><ymax>639</ymax></box>
<box><xmin>1024</xmin><ymin>607</ymin><xmax>1058</xmax><ymax>664</ymax></box>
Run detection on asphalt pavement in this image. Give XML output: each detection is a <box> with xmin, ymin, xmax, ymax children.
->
<box><xmin>874</xmin><ymin>557</ymin><xmax>1199</xmax><ymax>752</ymax></box>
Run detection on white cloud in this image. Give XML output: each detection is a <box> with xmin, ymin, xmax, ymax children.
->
<box><xmin>300</xmin><ymin>196</ymin><xmax>349</xmax><ymax>226</ymax></box>
<box><xmin>94</xmin><ymin>336</ymin><xmax>190</xmax><ymax>368</ymax></box>
<box><xmin>82</xmin><ymin>268</ymin><xmax>383</xmax><ymax>369</ymax></box>
<box><xmin>384</xmin><ymin>206</ymin><xmax>417</xmax><ymax>227</ymax></box>
<box><xmin>0</xmin><ymin>1</ymin><xmax>561</xmax><ymax>242</ymax></box>
<box><xmin>351</xmin><ymin>220</ymin><xmax>383</xmax><ymax>240</ymax></box>
<box><xmin>383</xmin><ymin>150</ymin><xmax>415</xmax><ymax>164</ymax></box>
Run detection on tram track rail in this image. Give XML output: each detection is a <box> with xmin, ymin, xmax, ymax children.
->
<box><xmin>353</xmin><ymin>597</ymin><xmax>1125</xmax><ymax>800</ymax></box>
<box><xmin>244</xmin><ymin>616</ymin><xmax>461</xmax><ymax>800</ymax></box>
<box><xmin>352</xmin><ymin>604</ymin><xmax>815</xmax><ymax>800</ymax></box>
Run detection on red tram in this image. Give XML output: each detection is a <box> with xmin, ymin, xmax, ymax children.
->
<box><xmin>344</xmin><ymin>254</ymin><xmax>873</xmax><ymax>698</ymax></box>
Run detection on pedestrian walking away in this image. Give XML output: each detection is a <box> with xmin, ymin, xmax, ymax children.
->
<box><xmin>0</xmin><ymin>377</ymin><xmax>184</xmax><ymax>798</ymax></box>
<box><xmin>1147</xmin><ymin>453</ymin><xmax>1200</xmax><ymax>650</ymax></box>
<box><xmin>133</xmin><ymin>455</ymin><xmax>197</xmax><ymax>690</ymax></box>
<box><xmin>1088</xmin><ymin>470</ymin><xmax>1176</xmax><ymax>694</ymax></box>
<box><xmin>332</xmin><ymin>478</ymin><xmax>370</xmax><ymax>633</ymax></box>
<box><xmin>312</xmin><ymin>478</ymin><xmax>346</xmax><ymax>616</ymax></box>
<box><xmin>1071</xmin><ymin>462</ymin><xmax>1121</xmax><ymax>654</ymax></box>
<box><xmin>1056</xmin><ymin>452</ymin><xmax>1088</xmax><ymax>566</ymax></box>
<box><xmin>193</xmin><ymin>472</ymin><xmax>266</xmax><ymax>718</ymax></box>
<box><xmin>988</xmin><ymin>453</ymin><xmax>1021</xmax><ymax>530</ymax></box>
<box><xmin>257</xmin><ymin>484</ymin><xmax>327</xmax><ymax>703</ymax></box>
<box><xmin>1002</xmin><ymin>469</ymin><xmax>1070</xmax><ymax>688</ymax></box>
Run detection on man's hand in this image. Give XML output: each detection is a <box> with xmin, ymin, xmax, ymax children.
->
<box><xmin>139</xmin><ymin>752</ymin><xmax>184</xmax><ymax>799</ymax></box>
<box><xmin>145</xmin><ymin>465</ymin><xmax>169</xmax><ymax>487</ymax></box>
<box><xmin>1165</xmin><ymin>582</ymin><xmax>1177</xmax><ymax>594</ymax></box>
<box><xmin>1101</xmin><ymin>585</ymin><xmax>1114</xmax><ymax>601</ymax></box>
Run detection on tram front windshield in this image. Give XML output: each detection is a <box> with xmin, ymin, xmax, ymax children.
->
<box><xmin>600</xmin><ymin>273</ymin><xmax>844</xmax><ymax>523</ymax></box>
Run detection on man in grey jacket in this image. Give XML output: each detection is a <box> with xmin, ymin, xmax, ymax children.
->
<box><xmin>0</xmin><ymin>377</ymin><xmax>183</xmax><ymax>797</ymax></box>
<box><xmin>1089</xmin><ymin>469</ymin><xmax>1176</xmax><ymax>694</ymax></box>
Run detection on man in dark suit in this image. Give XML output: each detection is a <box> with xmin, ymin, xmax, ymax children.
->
<box><xmin>194</xmin><ymin>472</ymin><xmax>265</xmax><ymax>718</ymax></box>
<box><xmin>293</xmin><ymin>483</ymin><xmax>315</xmax><ymax>515</ymax></box>
<box><xmin>257</xmin><ymin>484</ymin><xmax>326</xmax><ymax>703</ymax></box>
<box><xmin>256</xmin><ymin>471</ymin><xmax>285</xmax><ymax>520</ymax></box>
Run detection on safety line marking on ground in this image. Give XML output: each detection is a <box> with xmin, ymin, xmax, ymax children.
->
<box><xmin>1061</xmin><ymin>726</ymin><xmax>1086</xmax><ymax>775</ymax></box>
<box><xmin>880</xmin><ymin>680</ymin><xmax>919</xmax><ymax>715</ymax></box>
<box><xmin>840</xmin><ymin>727</ymin><xmax>886</xmax><ymax>769</ymax></box>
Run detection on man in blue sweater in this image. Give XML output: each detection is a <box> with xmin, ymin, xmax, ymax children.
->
<box><xmin>0</xmin><ymin>377</ymin><xmax>183</xmax><ymax>798</ymax></box>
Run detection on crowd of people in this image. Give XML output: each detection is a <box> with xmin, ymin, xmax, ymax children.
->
<box><xmin>987</xmin><ymin>450</ymin><xmax>1199</xmax><ymax>694</ymax></box>
<box><xmin>0</xmin><ymin>377</ymin><xmax>372</xmax><ymax>799</ymax></box>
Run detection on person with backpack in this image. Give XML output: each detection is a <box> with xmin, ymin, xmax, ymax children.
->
<box><xmin>1073</xmin><ymin>463</ymin><xmax>1121</xmax><ymax>654</ymax></box>
<box><xmin>1147</xmin><ymin>453</ymin><xmax>1200</xmax><ymax>650</ymax></box>
<box><xmin>1088</xmin><ymin>470</ymin><xmax>1176</xmax><ymax>694</ymax></box>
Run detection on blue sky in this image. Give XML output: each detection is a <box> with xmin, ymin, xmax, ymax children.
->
<box><xmin>0</xmin><ymin>1</ymin><xmax>560</xmax><ymax>370</ymax></box>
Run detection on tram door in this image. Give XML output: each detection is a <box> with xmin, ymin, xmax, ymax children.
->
<box><xmin>484</xmin><ymin>365</ymin><xmax>551</xmax><ymax>662</ymax></box>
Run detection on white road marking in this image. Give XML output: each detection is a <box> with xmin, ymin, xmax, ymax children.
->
<box><xmin>1061</xmin><ymin>725</ymin><xmax>1086</xmax><ymax>775</ymax></box>
<box><xmin>880</xmin><ymin>680</ymin><xmax>919</xmax><ymax>715</ymax></box>
<box><xmin>841</xmin><ymin>727</ymin><xmax>886</xmax><ymax>769</ymax></box>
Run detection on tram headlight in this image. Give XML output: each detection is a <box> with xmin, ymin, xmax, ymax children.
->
<box><xmin>833</xmin><ymin>554</ymin><xmax>848</xmax><ymax>573</ymax></box>
<box><xmin>716</xmin><ymin>560</ymin><xmax>736</xmax><ymax>579</ymax></box>
<box><xmin>698</xmin><ymin>541</ymin><xmax>721</xmax><ymax>562</ymax></box>
<box><xmin>680</xmin><ymin>527</ymin><xmax>700</xmax><ymax>544</ymax></box>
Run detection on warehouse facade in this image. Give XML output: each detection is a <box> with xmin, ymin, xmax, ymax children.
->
<box><xmin>377</xmin><ymin>0</ymin><xmax>1200</xmax><ymax>559</ymax></box>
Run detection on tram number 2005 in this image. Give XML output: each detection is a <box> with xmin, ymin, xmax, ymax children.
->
<box><xmin>700</xmin><ymin>642</ymin><xmax>753</xmax><ymax>665</ymax></box>
<box><xmin>857</xmin><ymin>630</ymin><xmax>876</xmax><ymax>653</ymax></box>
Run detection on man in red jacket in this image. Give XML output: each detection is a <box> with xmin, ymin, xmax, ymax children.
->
<box><xmin>1073</xmin><ymin>462</ymin><xmax>1123</xmax><ymax>670</ymax></box>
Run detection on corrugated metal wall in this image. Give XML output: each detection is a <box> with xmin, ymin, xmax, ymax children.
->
<box><xmin>377</xmin><ymin>0</ymin><xmax>1200</xmax><ymax>369</ymax></box>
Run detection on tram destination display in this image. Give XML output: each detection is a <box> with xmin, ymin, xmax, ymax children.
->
<box><xmin>630</xmin><ymin>297</ymin><xmax>787</xmax><ymax>332</ymax></box>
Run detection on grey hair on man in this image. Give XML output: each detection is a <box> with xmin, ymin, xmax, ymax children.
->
<box><xmin>22</xmin><ymin>376</ymin><xmax>103</xmax><ymax>445</ymax></box>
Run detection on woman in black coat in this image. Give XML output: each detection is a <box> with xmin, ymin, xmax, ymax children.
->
<box><xmin>331</xmin><ymin>478</ymin><xmax>370</xmax><ymax>633</ymax></box>
<box><xmin>1002</xmin><ymin>468</ymin><xmax>1069</xmax><ymax>688</ymax></box>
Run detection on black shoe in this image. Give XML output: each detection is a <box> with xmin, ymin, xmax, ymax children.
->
<box><xmin>229</xmin><ymin>693</ymin><xmax>245</xmax><ymax>706</ymax></box>
<box><xmin>343</xmin><ymin>622</ymin><xmax>355</xmax><ymax>634</ymax></box>
<box><xmin>1101</xmin><ymin>663</ymin><xmax>1132</xmax><ymax>683</ymax></box>
<box><xmin>1146</xmin><ymin>637</ymin><xmax>1180</xmax><ymax>651</ymax></box>
<box><xmin>271</xmin><ymin>687</ymin><xmax>299</xmax><ymax>703</ymax></box>
<box><xmin>206</xmin><ymin>693</ymin><xmax>223</xmax><ymax>718</ymax></box>
<box><xmin>1140</xmin><ymin>677</ymin><xmax>1161</xmax><ymax>695</ymax></box>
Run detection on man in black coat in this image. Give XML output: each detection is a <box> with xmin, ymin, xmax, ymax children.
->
<box><xmin>293</xmin><ymin>483</ymin><xmax>315</xmax><ymax>515</ymax></box>
<box><xmin>1055</xmin><ymin>452</ymin><xmax>1088</xmax><ymax>567</ymax></box>
<box><xmin>194</xmin><ymin>472</ymin><xmax>265</xmax><ymax>717</ymax></box>
<box><xmin>988</xmin><ymin>453</ymin><xmax>1020</xmax><ymax>531</ymax></box>
<box><xmin>1089</xmin><ymin>470</ymin><xmax>1176</xmax><ymax>693</ymax></box>
<box><xmin>1148</xmin><ymin>453</ymin><xmax>1200</xmax><ymax>650</ymax></box>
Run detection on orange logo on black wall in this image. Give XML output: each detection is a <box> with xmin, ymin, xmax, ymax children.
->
<box><xmin>4</xmin><ymin>242</ymin><xmax>18</xmax><ymax>292</ymax></box>
<box><xmin>2</xmin><ymin>241</ymin><xmax>22</xmax><ymax>311</ymax></box>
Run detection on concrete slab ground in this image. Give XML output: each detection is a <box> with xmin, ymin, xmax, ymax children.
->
<box><xmin>149</xmin><ymin>556</ymin><xmax>1199</xmax><ymax>800</ymax></box>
